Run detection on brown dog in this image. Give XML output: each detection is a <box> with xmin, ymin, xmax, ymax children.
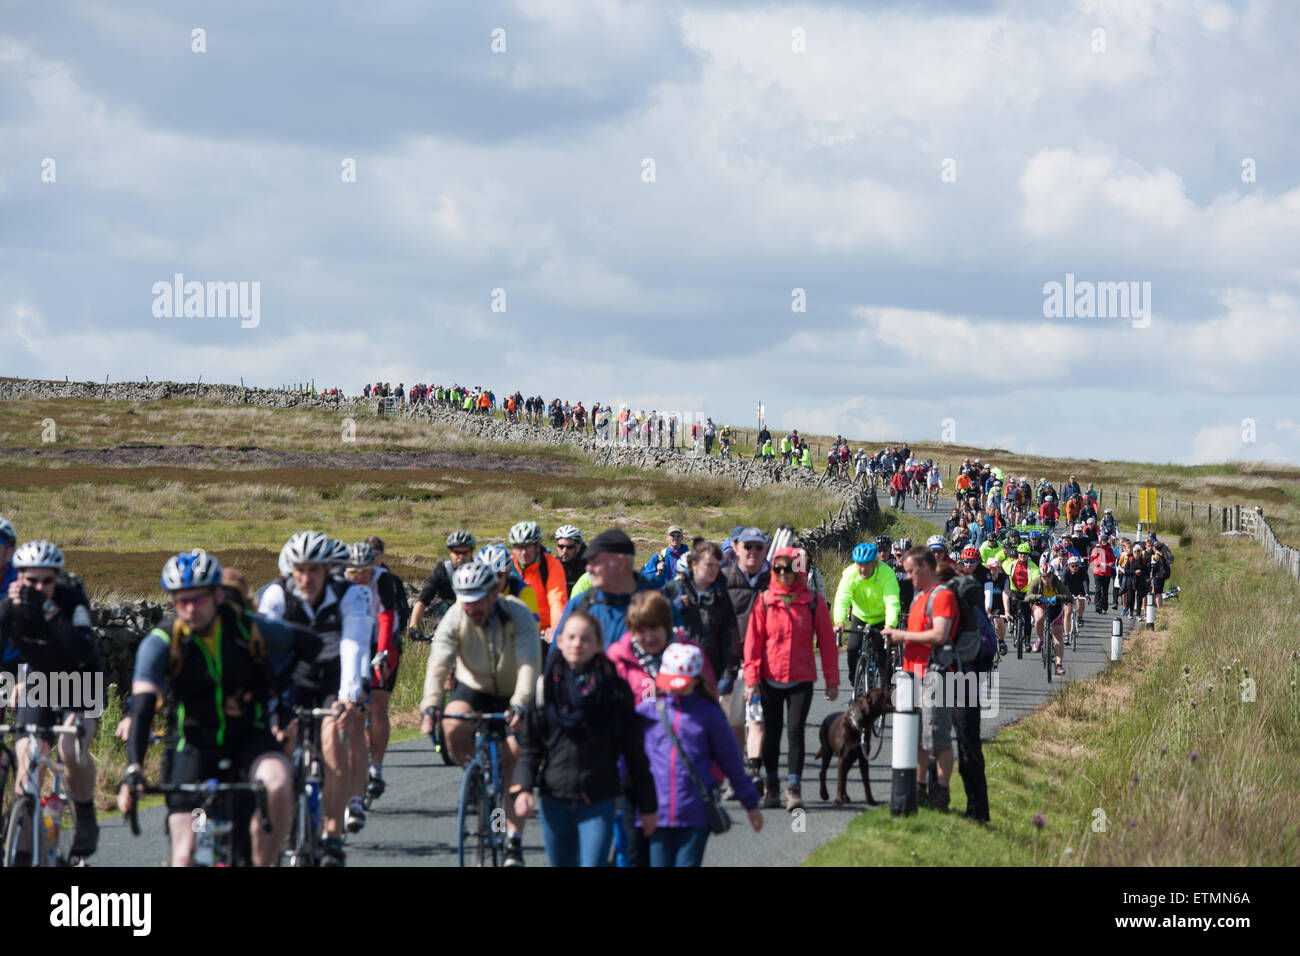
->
<box><xmin>815</xmin><ymin>687</ymin><xmax>894</xmax><ymax>805</ymax></box>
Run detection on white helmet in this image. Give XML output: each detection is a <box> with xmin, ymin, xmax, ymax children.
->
<box><xmin>0</xmin><ymin>517</ymin><xmax>15</xmax><ymax>547</ymax></box>
<box><xmin>283</xmin><ymin>530</ymin><xmax>333</xmax><ymax>566</ymax></box>
<box><xmin>476</xmin><ymin>543</ymin><xmax>512</xmax><ymax>575</ymax></box>
<box><xmin>452</xmin><ymin>561</ymin><xmax>497</xmax><ymax>602</ymax></box>
<box><xmin>926</xmin><ymin>534</ymin><xmax>946</xmax><ymax>551</ymax></box>
<box><xmin>325</xmin><ymin>539</ymin><xmax>350</xmax><ymax>568</ymax></box>
<box><xmin>554</xmin><ymin>524</ymin><xmax>583</xmax><ymax>543</ymax></box>
<box><xmin>12</xmin><ymin>540</ymin><xmax>64</xmax><ymax>570</ymax></box>
<box><xmin>346</xmin><ymin>541</ymin><xmax>376</xmax><ymax>570</ymax></box>
<box><xmin>161</xmin><ymin>549</ymin><xmax>223</xmax><ymax>592</ymax></box>
<box><xmin>508</xmin><ymin>521</ymin><xmax>542</xmax><ymax>546</ymax></box>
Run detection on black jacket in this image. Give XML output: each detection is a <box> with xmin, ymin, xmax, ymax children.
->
<box><xmin>513</xmin><ymin>654</ymin><xmax>656</xmax><ymax>809</ymax></box>
<box><xmin>0</xmin><ymin>579</ymin><xmax>100</xmax><ymax>675</ymax></box>
<box><xmin>560</xmin><ymin>546</ymin><xmax>587</xmax><ymax>592</ymax></box>
<box><xmin>663</xmin><ymin>575</ymin><xmax>741</xmax><ymax>681</ymax></box>
<box><xmin>722</xmin><ymin>564</ymin><xmax>770</xmax><ymax>641</ymax></box>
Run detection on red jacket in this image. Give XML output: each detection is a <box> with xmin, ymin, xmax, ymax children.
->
<box><xmin>1089</xmin><ymin>545</ymin><xmax>1116</xmax><ymax>577</ymax></box>
<box><xmin>891</xmin><ymin>471</ymin><xmax>909</xmax><ymax>492</ymax></box>
<box><xmin>743</xmin><ymin>586</ymin><xmax>838</xmax><ymax>688</ymax></box>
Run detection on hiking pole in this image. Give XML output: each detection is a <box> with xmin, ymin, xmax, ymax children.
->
<box><xmin>890</xmin><ymin>670</ymin><xmax>919</xmax><ymax>817</ymax></box>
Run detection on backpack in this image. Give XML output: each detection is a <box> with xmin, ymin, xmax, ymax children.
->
<box><xmin>926</xmin><ymin>577</ymin><xmax>996</xmax><ymax>673</ymax></box>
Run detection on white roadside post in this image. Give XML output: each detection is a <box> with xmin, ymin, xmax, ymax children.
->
<box><xmin>1145</xmin><ymin>592</ymin><xmax>1156</xmax><ymax>631</ymax></box>
<box><xmin>890</xmin><ymin>671</ymin><xmax>919</xmax><ymax>816</ymax></box>
<box><xmin>1111</xmin><ymin>617</ymin><xmax>1123</xmax><ymax>661</ymax></box>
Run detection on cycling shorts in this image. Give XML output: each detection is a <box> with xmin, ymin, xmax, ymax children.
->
<box><xmin>366</xmin><ymin>644</ymin><xmax>401</xmax><ymax>694</ymax></box>
<box><xmin>164</xmin><ymin>729</ymin><xmax>282</xmax><ymax>815</ymax></box>
<box><xmin>449</xmin><ymin>684</ymin><xmax>511</xmax><ymax>715</ymax></box>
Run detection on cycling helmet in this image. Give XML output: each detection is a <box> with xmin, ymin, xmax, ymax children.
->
<box><xmin>926</xmin><ymin>534</ymin><xmax>946</xmax><ymax>551</ymax></box>
<box><xmin>1067</xmin><ymin>554</ymin><xmax>1082</xmax><ymax>566</ymax></box>
<box><xmin>1007</xmin><ymin>529</ymin><xmax>1020</xmax><ymax>540</ymax></box>
<box><xmin>325</xmin><ymin>539</ymin><xmax>349</xmax><ymax>568</ymax></box>
<box><xmin>476</xmin><ymin>543</ymin><xmax>513</xmax><ymax>575</ymax></box>
<box><xmin>446</xmin><ymin>530</ymin><xmax>477</xmax><ymax>551</ymax></box>
<box><xmin>283</xmin><ymin>531</ymin><xmax>333</xmax><ymax>566</ymax></box>
<box><xmin>346</xmin><ymin>541</ymin><xmax>376</xmax><ymax>570</ymax></box>
<box><xmin>852</xmin><ymin>542</ymin><xmax>878</xmax><ymax>563</ymax></box>
<box><xmin>874</xmin><ymin>535</ymin><xmax>892</xmax><ymax>552</ymax></box>
<box><xmin>1073</xmin><ymin>523</ymin><xmax>1084</xmax><ymax>532</ymax></box>
<box><xmin>161</xmin><ymin>549</ymin><xmax>223</xmax><ymax>591</ymax></box>
<box><xmin>960</xmin><ymin>546</ymin><xmax>979</xmax><ymax>561</ymax></box>
<box><xmin>1103</xmin><ymin>508</ymin><xmax>1113</xmax><ymax>515</ymax></box>
<box><xmin>1053</xmin><ymin>541</ymin><xmax>1067</xmax><ymax>553</ymax></box>
<box><xmin>0</xmin><ymin>517</ymin><xmax>15</xmax><ymax>547</ymax></box>
<box><xmin>508</xmin><ymin>521</ymin><xmax>542</xmax><ymax>546</ymax></box>
<box><xmin>897</xmin><ymin>537</ymin><xmax>913</xmax><ymax>551</ymax></box>
<box><xmin>1040</xmin><ymin>560</ymin><xmax>1055</xmax><ymax>575</ymax></box>
<box><xmin>986</xmin><ymin>558</ymin><xmax>1001</xmax><ymax>570</ymax></box>
<box><xmin>1086</xmin><ymin>517</ymin><xmax>1097</xmax><ymax>526</ymax></box>
<box><xmin>12</xmin><ymin>540</ymin><xmax>64</xmax><ymax>570</ymax></box>
<box><xmin>554</xmin><ymin>524</ymin><xmax>583</xmax><ymax>543</ymax></box>
<box><xmin>1017</xmin><ymin>543</ymin><xmax>1032</xmax><ymax>554</ymax></box>
<box><xmin>451</xmin><ymin>561</ymin><xmax>497</xmax><ymax>602</ymax></box>
<box><xmin>1029</xmin><ymin>530</ymin><xmax>1042</xmax><ymax>541</ymax></box>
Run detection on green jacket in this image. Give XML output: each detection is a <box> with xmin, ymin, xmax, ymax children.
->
<box><xmin>1002</xmin><ymin>557</ymin><xmax>1040</xmax><ymax>594</ymax></box>
<box><xmin>832</xmin><ymin>562</ymin><xmax>902</xmax><ymax>628</ymax></box>
<box><xmin>800</xmin><ymin>448</ymin><xmax>812</xmax><ymax>467</ymax></box>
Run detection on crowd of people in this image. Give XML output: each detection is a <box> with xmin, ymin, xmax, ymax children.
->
<box><xmin>0</xmin><ymin>447</ymin><xmax>1175</xmax><ymax>868</ymax></box>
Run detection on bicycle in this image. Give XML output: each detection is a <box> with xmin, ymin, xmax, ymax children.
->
<box><xmin>281</xmin><ymin>704</ymin><xmax>339</xmax><ymax>866</ymax></box>
<box><xmin>440</xmin><ymin>711</ymin><xmax>511</xmax><ymax>867</ymax></box>
<box><xmin>1</xmin><ymin>720</ymin><xmax>87</xmax><ymax>867</ymax></box>
<box><xmin>1034</xmin><ymin>599</ymin><xmax>1061</xmax><ymax>684</ymax></box>
<box><xmin>126</xmin><ymin>764</ymin><xmax>271</xmax><ymax>867</ymax></box>
<box><xmin>1010</xmin><ymin>598</ymin><xmax>1030</xmax><ymax>660</ymax></box>
<box><xmin>926</xmin><ymin>484</ymin><xmax>940</xmax><ymax>511</ymax></box>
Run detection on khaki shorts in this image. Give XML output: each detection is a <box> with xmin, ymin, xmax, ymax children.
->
<box><xmin>919</xmin><ymin>672</ymin><xmax>953</xmax><ymax>753</ymax></box>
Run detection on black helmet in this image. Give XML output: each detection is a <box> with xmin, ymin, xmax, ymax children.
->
<box><xmin>874</xmin><ymin>535</ymin><xmax>892</xmax><ymax>551</ymax></box>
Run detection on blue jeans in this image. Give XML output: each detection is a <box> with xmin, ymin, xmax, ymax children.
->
<box><xmin>648</xmin><ymin>826</ymin><xmax>710</xmax><ymax>867</ymax></box>
<box><xmin>538</xmin><ymin>796</ymin><xmax>616</xmax><ymax>867</ymax></box>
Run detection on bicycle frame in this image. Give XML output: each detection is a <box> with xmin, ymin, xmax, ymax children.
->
<box><xmin>128</xmin><ymin>769</ymin><xmax>270</xmax><ymax>867</ymax></box>
<box><xmin>1</xmin><ymin>722</ymin><xmax>84</xmax><ymax>867</ymax></box>
<box><xmin>283</xmin><ymin>705</ymin><xmax>337</xmax><ymax>866</ymax></box>
<box><xmin>444</xmin><ymin>712</ymin><xmax>509</xmax><ymax>867</ymax></box>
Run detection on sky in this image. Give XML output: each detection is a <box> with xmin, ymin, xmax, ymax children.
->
<box><xmin>3</xmin><ymin>0</ymin><xmax>1299</xmax><ymax>465</ymax></box>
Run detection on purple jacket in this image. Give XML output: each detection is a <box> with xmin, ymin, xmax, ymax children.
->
<box><xmin>636</xmin><ymin>693</ymin><xmax>759</xmax><ymax>828</ymax></box>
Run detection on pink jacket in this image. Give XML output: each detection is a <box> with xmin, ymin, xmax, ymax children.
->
<box><xmin>608</xmin><ymin>632</ymin><xmax>718</xmax><ymax>705</ymax></box>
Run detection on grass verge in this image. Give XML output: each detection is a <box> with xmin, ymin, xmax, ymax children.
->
<box><xmin>806</xmin><ymin>533</ymin><xmax>1300</xmax><ymax>865</ymax></box>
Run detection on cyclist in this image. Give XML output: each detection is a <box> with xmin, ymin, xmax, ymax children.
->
<box><xmin>477</xmin><ymin>543</ymin><xmax>541</xmax><ymax>621</ymax></box>
<box><xmin>1062</xmin><ymin>553</ymin><xmax>1088</xmax><ymax>632</ymax></box>
<box><xmin>926</xmin><ymin>465</ymin><xmax>943</xmax><ymax>509</ymax></box>
<box><xmin>1001</xmin><ymin>542</ymin><xmax>1039</xmax><ymax>651</ymax></box>
<box><xmin>719</xmin><ymin>425</ymin><xmax>733</xmax><ymax>457</ymax></box>
<box><xmin>343</xmin><ymin>541</ymin><xmax>401</xmax><ymax>806</ymax></box>
<box><xmin>887</xmin><ymin>538</ymin><xmax>915</xmax><ymax>612</ymax></box>
<box><xmin>0</xmin><ymin>540</ymin><xmax>101</xmax><ymax>862</ymax></box>
<box><xmin>832</xmin><ymin>543</ymin><xmax>901</xmax><ymax>689</ymax></box>
<box><xmin>258</xmin><ymin>530</ymin><xmax>371</xmax><ymax>865</ymax></box>
<box><xmin>509</xmin><ymin>521</ymin><xmax>568</xmax><ymax>642</ymax></box>
<box><xmin>1025</xmin><ymin>562</ymin><xmax>1071</xmax><ymax>676</ymax></box>
<box><xmin>119</xmin><ymin>550</ymin><xmax>322</xmax><ymax>867</ymax></box>
<box><xmin>984</xmin><ymin>558</ymin><xmax>1010</xmax><ymax>655</ymax></box>
<box><xmin>553</xmin><ymin>525</ymin><xmax>587</xmax><ymax>592</ymax></box>
<box><xmin>1100</xmin><ymin>508</ymin><xmax>1118</xmax><ymax>540</ymax></box>
<box><xmin>419</xmin><ymin>561</ymin><xmax>540</xmax><ymax>867</ymax></box>
<box><xmin>0</xmin><ymin>517</ymin><xmax>18</xmax><ymax>689</ymax></box>
<box><xmin>410</xmin><ymin>531</ymin><xmax>477</xmax><ymax>634</ymax></box>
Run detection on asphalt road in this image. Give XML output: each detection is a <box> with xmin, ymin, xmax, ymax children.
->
<box><xmin>95</xmin><ymin>489</ymin><xmax>1124</xmax><ymax>867</ymax></box>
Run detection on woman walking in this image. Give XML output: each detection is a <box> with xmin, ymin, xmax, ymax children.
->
<box><xmin>512</xmin><ymin>612</ymin><xmax>657</xmax><ymax>866</ymax></box>
<box><xmin>743</xmin><ymin>546</ymin><xmax>838</xmax><ymax>811</ymax></box>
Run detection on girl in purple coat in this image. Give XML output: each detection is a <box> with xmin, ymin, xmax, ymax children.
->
<box><xmin>637</xmin><ymin>643</ymin><xmax>762</xmax><ymax>867</ymax></box>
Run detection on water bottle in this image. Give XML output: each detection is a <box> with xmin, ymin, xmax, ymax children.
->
<box><xmin>307</xmin><ymin>780</ymin><xmax>321</xmax><ymax>831</ymax></box>
<box><xmin>43</xmin><ymin>793</ymin><xmax>63</xmax><ymax>863</ymax></box>
<box><xmin>194</xmin><ymin>822</ymin><xmax>214</xmax><ymax>866</ymax></box>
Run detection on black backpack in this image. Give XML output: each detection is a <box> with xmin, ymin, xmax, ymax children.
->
<box><xmin>926</xmin><ymin>576</ymin><xmax>996</xmax><ymax>673</ymax></box>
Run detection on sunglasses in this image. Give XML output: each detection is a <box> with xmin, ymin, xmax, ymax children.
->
<box><xmin>741</xmin><ymin>543</ymin><xmax>765</xmax><ymax>551</ymax></box>
<box><xmin>772</xmin><ymin>565</ymin><xmax>795</xmax><ymax>575</ymax></box>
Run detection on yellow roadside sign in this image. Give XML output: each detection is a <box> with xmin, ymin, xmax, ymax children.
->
<box><xmin>1138</xmin><ymin>488</ymin><xmax>1157</xmax><ymax>525</ymax></box>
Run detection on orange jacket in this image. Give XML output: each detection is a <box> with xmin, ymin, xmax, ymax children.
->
<box><xmin>515</xmin><ymin>551</ymin><xmax>568</xmax><ymax>633</ymax></box>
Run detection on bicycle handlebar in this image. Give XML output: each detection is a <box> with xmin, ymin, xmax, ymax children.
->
<box><xmin>125</xmin><ymin>779</ymin><xmax>271</xmax><ymax>838</ymax></box>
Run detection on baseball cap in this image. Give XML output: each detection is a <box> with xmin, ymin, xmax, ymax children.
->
<box><xmin>736</xmin><ymin>527</ymin><xmax>768</xmax><ymax>545</ymax></box>
<box><xmin>584</xmin><ymin>529</ymin><xmax>636</xmax><ymax>558</ymax></box>
<box><xmin>730</xmin><ymin>525</ymin><xmax>745</xmax><ymax>542</ymax></box>
<box><xmin>655</xmin><ymin>642</ymin><xmax>705</xmax><ymax>692</ymax></box>
<box><xmin>666</xmin><ymin>525</ymin><xmax>685</xmax><ymax>536</ymax></box>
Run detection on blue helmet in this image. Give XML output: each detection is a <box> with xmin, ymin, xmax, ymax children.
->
<box><xmin>161</xmin><ymin>549</ymin><xmax>223</xmax><ymax>592</ymax></box>
<box><xmin>852</xmin><ymin>542</ymin><xmax>878</xmax><ymax>563</ymax></box>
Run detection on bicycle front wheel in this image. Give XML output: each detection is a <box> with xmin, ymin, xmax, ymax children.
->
<box><xmin>3</xmin><ymin>795</ymin><xmax>40</xmax><ymax>867</ymax></box>
<box><xmin>456</xmin><ymin>765</ymin><xmax>492</xmax><ymax>867</ymax></box>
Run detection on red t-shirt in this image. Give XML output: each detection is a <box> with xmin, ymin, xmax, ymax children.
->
<box><xmin>904</xmin><ymin>584</ymin><xmax>958</xmax><ymax>676</ymax></box>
